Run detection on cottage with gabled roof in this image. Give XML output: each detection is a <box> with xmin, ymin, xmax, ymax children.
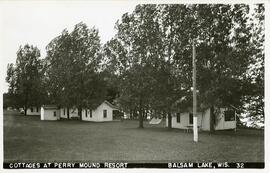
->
<box><xmin>81</xmin><ymin>100</ymin><xmax>120</xmax><ymax>122</ymax></box>
<box><xmin>47</xmin><ymin>100</ymin><xmax>121</xmax><ymax>122</ymax></box>
<box><xmin>166</xmin><ymin>107</ymin><xmax>237</xmax><ymax>131</ymax></box>
<box><xmin>26</xmin><ymin>106</ymin><xmax>40</xmax><ymax>116</ymax></box>
<box><xmin>41</xmin><ymin>105</ymin><xmax>60</xmax><ymax>120</ymax></box>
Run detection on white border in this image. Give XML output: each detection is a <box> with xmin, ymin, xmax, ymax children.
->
<box><xmin>0</xmin><ymin>0</ymin><xmax>268</xmax><ymax>173</ymax></box>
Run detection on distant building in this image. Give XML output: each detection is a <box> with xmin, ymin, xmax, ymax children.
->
<box><xmin>166</xmin><ymin>107</ymin><xmax>236</xmax><ymax>131</ymax></box>
<box><xmin>26</xmin><ymin>106</ymin><xmax>41</xmax><ymax>116</ymax></box>
<box><xmin>81</xmin><ymin>100</ymin><xmax>120</xmax><ymax>122</ymax></box>
<box><xmin>41</xmin><ymin>105</ymin><xmax>60</xmax><ymax>120</ymax></box>
<box><xmin>41</xmin><ymin>100</ymin><xmax>121</xmax><ymax>122</ymax></box>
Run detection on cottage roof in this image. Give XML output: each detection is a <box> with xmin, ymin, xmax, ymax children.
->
<box><xmin>103</xmin><ymin>100</ymin><xmax>119</xmax><ymax>110</ymax></box>
<box><xmin>42</xmin><ymin>105</ymin><xmax>58</xmax><ymax>110</ymax></box>
<box><xmin>41</xmin><ymin>100</ymin><xmax>119</xmax><ymax>110</ymax></box>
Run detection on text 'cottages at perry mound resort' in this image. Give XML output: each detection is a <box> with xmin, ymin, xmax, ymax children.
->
<box><xmin>40</xmin><ymin>100</ymin><xmax>121</xmax><ymax>121</ymax></box>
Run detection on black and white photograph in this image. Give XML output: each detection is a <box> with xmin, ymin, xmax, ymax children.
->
<box><xmin>0</xmin><ymin>0</ymin><xmax>267</xmax><ymax>171</ymax></box>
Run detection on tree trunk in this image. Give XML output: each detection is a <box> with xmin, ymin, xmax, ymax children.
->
<box><xmin>210</xmin><ymin>107</ymin><xmax>215</xmax><ymax>133</ymax></box>
<box><xmin>167</xmin><ymin>111</ymin><xmax>172</xmax><ymax>129</ymax></box>
<box><xmin>133</xmin><ymin>109</ymin><xmax>136</xmax><ymax>119</ymax></box>
<box><xmin>24</xmin><ymin>93</ymin><xmax>28</xmax><ymax>116</ymax></box>
<box><xmin>139</xmin><ymin>109</ymin><xmax>144</xmax><ymax>128</ymax></box>
<box><xmin>138</xmin><ymin>98</ymin><xmax>143</xmax><ymax>128</ymax></box>
<box><xmin>24</xmin><ymin>107</ymin><xmax>27</xmax><ymax>116</ymax></box>
<box><xmin>129</xmin><ymin>109</ymin><xmax>132</xmax><ymax>119</ymax></box>
<box><xmin>67</xmin><ymin>107</ymin><xmax>70</xmax><ymax>119</ymax></box>
<box><xmin>78</xmin><ymin>107</ymin><xmax>82</xmax><ymax>121</ymax></box>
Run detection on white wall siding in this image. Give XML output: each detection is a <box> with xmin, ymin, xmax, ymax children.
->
<box><xmin>41</xmin><ymin>108</ymin><xmax>60</xmax><ymax>121</ymax></box>
<box><xmin>26</xmin><ymin>107</ymin><xmax>41</xmax><ymax>115</ymax></box>
<box><xmin>82</xmin><ymin>108</ymin><xmax>98</xmax><ymax>121</ymax></box>
<box><xmin>215</xmin><ymin>108</ymin><xmax>236</xmax><ymax>130</ymax></box>
<box><xmin>95</xmin><ymin>102</ymin><xmax>114</xmax><ymax>122</ymax></box>
<box><xmin>41</xmin><ymin>107</ymin><xmax>45</xmax><ymax>120</ymax></box>
<box><xmin>82</xmin><ymin>102</ymin><xmax>114</xmax><ymax>122</ymax></box>
<box><xmin>168</xmin><ymin>108</ymin><xmax>236</xmax><ymax>131</ymax></box>
<box><xmin>201</xmin><ymin>108</ymin><xmax>211</xmax><ymax>131</ymax></box>
<box><xmin>69</xmin><ymin>108</ymin><xmax>79</xmax><ymax>118</ymax></box>
<box><xmin>60</xmin><ymin>108</ymin><xmax>68</xmax><ymax>119</ymax></box>
<box><xmin>170</xmin><ymin>112</ymin><xmax>205</xmax><ymax>130</ymax></box>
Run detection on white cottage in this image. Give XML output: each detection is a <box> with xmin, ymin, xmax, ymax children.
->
<box><xmin>26</xmin><ymin>106</ymin><xmax>41</xmax><ymax>116</ymax></box>
<box><xmin>40</xmin><ymin>101</ymin><xmax>120</xmax><ymax>121</ymax></box>
<box><xmin>166</xmin><ymin>107</ymin><xmax>236</xmax><ymax>131</ymax></box>
<box><xmin>41</xmin><ymin>105</ymin><xmax>60</xmax><ymax>120</ymax></box>
<box><xmin>82</xmin><ymin>100</ymin><xmax>119</xmax><ymax>122</ymax></box>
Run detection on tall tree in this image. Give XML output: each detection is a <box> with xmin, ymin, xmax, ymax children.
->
<box><xmin>6</xmin><ymin>44</ymin><xmax>44</xmax><ymax>115</ymax></box>
<box><xmin>113</xmin><ymin>4</ymin><xmax>259</xmax><ymax>130</ymax></box>
<box><xmin>159</xmin><ymin>4</ymin><xmax>255</xmax><ymax>131</ymax></box>
<box><xmin>114</xmin><ymin>5</ymin><xmax>164</xmax><ymax>128</ymax></box>
<box><xmin>45</xmin><ymin>22</ymin><xmax>104</xmax><ymax>120</ymax></box>
<box><xmin>242</xmin><ymin>4</ymin><xmax>264</xmax><ymax>127</ymax></box>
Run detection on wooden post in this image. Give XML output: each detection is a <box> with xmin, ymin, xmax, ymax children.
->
<box><xmin>193</xmin><ymin>40</ymin><xmax>198</xmax><ymax>142</ymax></box>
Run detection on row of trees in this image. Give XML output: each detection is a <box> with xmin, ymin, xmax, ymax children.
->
<box><xmin>5</xmin><ymin>4</ymin><xmax>264</xmax><ymax>128</ymax></box>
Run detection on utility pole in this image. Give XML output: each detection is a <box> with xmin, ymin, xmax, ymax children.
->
<box><xmin>192</xmin><ymin>40</ymin><xmax>198</xmax><ymax>142</ymax></box>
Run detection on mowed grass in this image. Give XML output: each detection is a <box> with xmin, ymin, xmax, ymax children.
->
<box><xmin>4</xmin><ymin>111</ymin><xmax>264</xmax><ymax>162</ymax></box>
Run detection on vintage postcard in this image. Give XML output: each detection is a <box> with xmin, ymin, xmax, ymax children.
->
<box><xmin>0</xmin><ymin>0</ymin><xmax>267</xmax><ymax>172</ymax></box>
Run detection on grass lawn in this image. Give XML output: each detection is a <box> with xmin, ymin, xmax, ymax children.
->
<box><xmin>4</xmin><ymin>111</ymin><xmax>264</xmax><ymax>162</ymax></box>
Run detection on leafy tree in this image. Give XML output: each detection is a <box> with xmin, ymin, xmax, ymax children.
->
<box><xmin>45</xmin><ymin>22</ymin><xmax>104</xmax><ymax>120</ymax></box>
<box><xmin>158</xmin><ymin>4</ymin><xmax>256</xmax><ymax>131</ymax></box>
<box><xmin>3</xmin><ymin>92</ymin><xmax>17</xmax><ymax>109</ymax></box>
<box><xmin>101</xmin><ymin>38</ymin><xmax>128</xmax><ymax>103</ymax></box>
<box><xmin>112</xmin><ymin>4</ymin><xmax>262</xmax><ymax>130</ymax></box>
<box><xmin>242</xmin><ymin>4</ymin><xmax>264</xmax><ymax>127</ymax></box>
<box><xmin>5</xmin><ymin>44</ymin><xmax>44</xmax><ymax>115</ymax></box>
<box><xmin>114</xmin><ymin>5</ymin><xmax>165</xmax><ymax>127</ymax></box>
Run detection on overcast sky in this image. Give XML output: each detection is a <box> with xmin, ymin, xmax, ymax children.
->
<box><xmin>0</xmin><ymin>0</ymin><xmax>137</xmax><ymax>93</ymax></box>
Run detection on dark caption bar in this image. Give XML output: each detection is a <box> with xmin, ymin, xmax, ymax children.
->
<box><xmin>3</xmin><ymin>162</ymin><xmax>264</xmax><ymax>169</ymax></box>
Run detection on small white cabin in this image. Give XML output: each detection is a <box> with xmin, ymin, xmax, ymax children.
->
<box><xmin>26</xmin><ymin>107</ymin><xmax>41</xmax><ymax>116</ymax></box>
<box><xmin>166</xmin><ymin>107</ymin><xmax>236</xmax><ymax>131</ymax></box>
<box><xmin>82</xmin><ymin>101</ymin><xmax>119</xmax><ymax>122</ymax></box>
<box><xmin>40</xmin><ymin>101</ymin><xmax>120</xmax><ymax>121</ymax></box>
<box><xmin>41</xmin><ymin>105</ymin><xmax>60</xmax><ymax>120</ymax></box>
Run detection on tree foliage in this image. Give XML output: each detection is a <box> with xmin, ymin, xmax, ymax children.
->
<box><xmin>5</xmin><ymin>4</ymin><xmax>264</xmax><ymax>128</ymax></box>
<box><xmin>45</xmin><ymin>22</ymin><xmax>105</xmax><ymax>119</ymax></box>
<box><xmin>5</xmin><ymin>44</ymin><xmax>45</xmax><ymax>115</ymax></box>
<box><xmin>241</xmin><ymin>4</ymin><xmax>264</xmax><ymax>127</ymax></box>
<box><xmin>107</xmin><ymin>4</ymin><xmax>264</xmax><ymax>128</ymax></box>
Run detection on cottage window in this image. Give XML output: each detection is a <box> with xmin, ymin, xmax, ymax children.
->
<box><xmin>224</xmin><ymin>110</ymin><xmax>235</xmax><ymax>121</ymax></box>
<box><xmin>176</xmin><ymin>113</ymin><xmax>180</xmax><ymax>123</ymax></box>
<box><xmin>63</xmin><ymin>108</ymin><xmax>65</xmax><ymax>115</ymax></box>
<box><xmin>85</xmin><ymin>109</ymin><xmax>87</xmax><ymax>117</ymax></box>
<box><xmin>36</xmin><ymin>107</ymin><xmax>39</xmax><ymax>112</ymax></box>
<box><xmin>90</xmin><ymin>110</ymin><xmax>92</xmax><ymax>118</ymax></box>
<box><xmin>189</xmin><ymin>113</ymin><xmax>193</xmax><ymax>124</ymax></box>
<box><xmin>53</xmin><ymin>111</ymin><xmax>56</xmax><ymax>117</ymax></box>
<box><xmin>31</xmin><ymin>108</ymin><xmax>33</xmax><ymax>112</ymax></box>
<box><xmin>103</xmin><ymin>110</ymin><xmax>107</xmax><ymax>118</ymax></box>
